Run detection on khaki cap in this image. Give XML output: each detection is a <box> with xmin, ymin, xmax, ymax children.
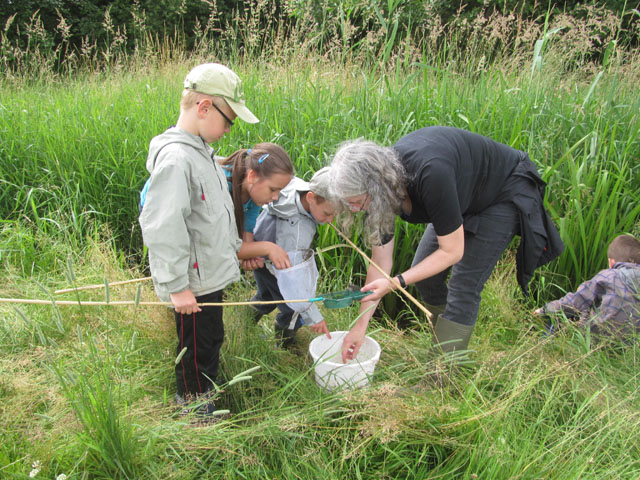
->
<box><xmin>308</xmin><ymin>166</ymin><xmax>332</xmax><ymax>199</ymax></box>
<box><xmin>184</xmin><ymin>63</ymin><xmax>259</xmax><ymax>124</ymax></box>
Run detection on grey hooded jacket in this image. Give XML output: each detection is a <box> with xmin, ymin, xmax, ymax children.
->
<box><xmin>254</xmin><ymin>177</ymin><xmax>323</xmax><ymax>325</ymax></box>
<box><xmin>139</xmin><ymin>128</ymin><xmax>242</xmax><ymax>302</ymax></box>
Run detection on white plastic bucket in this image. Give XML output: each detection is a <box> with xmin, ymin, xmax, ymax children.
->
<box><xmin>309</xmin><ymin>331</ymin><xmax>381</xmax><ymax>391</ymax></box>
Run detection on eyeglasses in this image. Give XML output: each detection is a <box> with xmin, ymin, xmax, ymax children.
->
<box><xmin>198</xmin><ymin>100</ymin><xmax>234</xmax><ymax>128</ymax></box>
<box><xmin>211</xmin><ymin>103</ymin><xmax>234</xmax><ymax>128</ymax></box>
<box><xmin>346</xmin><ymin>194</ymin><xmax>369</xmax><ymax>213</ymax></box>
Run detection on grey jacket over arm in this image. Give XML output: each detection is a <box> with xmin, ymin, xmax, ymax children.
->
<box><xmin>254</xmin><ymin>177</ymin><xmax>324</xmax><ymax>325</ymax></box>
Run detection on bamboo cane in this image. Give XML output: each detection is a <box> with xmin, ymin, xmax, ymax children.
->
<box><xmin>0</xmin><ymin>297</ymin><xmax>320</xmax><ymax>307</ymax></box>
<box><xmin>54</xmin><ymin>276</ymin><xmax>152</xmax><ymax>294</ymax></box>
<box><xmin>12</xmin><ymin>226</ymin><xmax>433</xmax><ymax>319</ymax></box>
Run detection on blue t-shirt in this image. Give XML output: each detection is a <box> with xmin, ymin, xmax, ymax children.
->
<box><xmin>139</xmin><ymin>177</ymin><xmax>151</xmax><ymax>211</ymax></box>
<box><xmin>222</xmin><ymin>166</ymin><xmax>261</xmax><ymax>234</ymax></box>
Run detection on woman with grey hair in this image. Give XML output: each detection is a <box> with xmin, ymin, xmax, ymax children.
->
<box><xmin>329</xmin><ymin>126</ymin><xmax>564</xmax><ymax>363</ymax></box>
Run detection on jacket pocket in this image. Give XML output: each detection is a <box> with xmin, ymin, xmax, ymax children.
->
<box><xmin>188</xmin><ymin>239</ymin><xmax>202</xmax><ymax>288</ymax></box>
<box><xmin>198</xmin><ymin>179</ymin><xmax>215</xmax><ymax>217</ymax></box>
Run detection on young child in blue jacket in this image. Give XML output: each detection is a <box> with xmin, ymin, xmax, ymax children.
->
<box><xmin>251</xmin><ymin>167</ymin><xmax>337</xmax><ymax>348</ymax></box>
<box><xmin>218</xmin><ymin>142</ymin><xmax>295</xmax><ymax>271</ymax></box>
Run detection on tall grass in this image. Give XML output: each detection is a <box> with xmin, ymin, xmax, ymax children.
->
<box><xmin>1</xmin><ymin>6</ymin><xmax>639</xmax><ymax>477</ymax></box>
<box><xmin>4</xmin><ymin>53</ymin><xmax>638</xmax><ymax>293</ymax></box>
<box><xmin>2</xmin><ymin>4</ymin><xmax>638</xmax><ymax>288</ymax></box>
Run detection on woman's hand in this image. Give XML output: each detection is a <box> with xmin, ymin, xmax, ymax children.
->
<box><xmin>309</xmin><ymin>320</ymin><xmax>331</xmax><ymax>337</ymax></box>
<box><xmin>268</xmin><ymin>244</ymin><xmax>291</xmax><ymax>269</ymax></box>
<box><xmin>341</xmin><ymin>323</ymin><xmax>367</xmax><ymax>363</ymax></box>
<box><xmin>360</xmin><ymin>277</ymin><xmax>395</xmax><ymax>302</ymax></box>
<box><xmin>170</xmin><ymin>289</ymin><xmax>201</xmax><ymax>314</ymax></box>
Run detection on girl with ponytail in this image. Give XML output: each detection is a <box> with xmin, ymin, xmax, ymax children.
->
<box><xmin>219</xmin><ymin>142</ymin><xmax>294</xmax><ymax>270</ymax></box>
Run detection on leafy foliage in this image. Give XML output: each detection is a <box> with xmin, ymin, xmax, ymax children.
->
<box><xmin>1</xmin><ymin>0</ymin><xmax>639</xmax><ymax>76</ymax></box>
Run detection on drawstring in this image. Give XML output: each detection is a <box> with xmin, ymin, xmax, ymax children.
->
<box><xmin>287</xmin><ymin>312</ymin><xmax>299</xmax><ymax>330</ymax></box>
<box><xmin>180</xmin><ymin>313</ymin><xmax>188</xmax><ymax>394</ymax></box>
<box><xmin>179</xmin><ymin>312</ymin><xmax>203</xmax><ymax>395</ymax></box>
<box><xmin>192</xmin><ymin>312</ymin><xmax>202</xmax><ymax>393</ymax></box>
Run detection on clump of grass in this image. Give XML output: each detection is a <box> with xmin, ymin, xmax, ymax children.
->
<box><xmin>2</xmin><ymin>234</ymin><xmax>640</xmax><ymax>478</ymax></box>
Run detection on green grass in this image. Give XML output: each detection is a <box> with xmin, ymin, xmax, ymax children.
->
<box><xmin>1</xmin><ymin>237</ymin><xmax>639</xmax><ymax>479</ymax></box>
<box><xmin>1</xmin><ymin>4</ymin><xmax>640</xmax><ymax>478</ymax></box>
<box><xmin>1</xmin><ymin>58</ymin><xmax>638</xmax><ymax>294</ymax></box>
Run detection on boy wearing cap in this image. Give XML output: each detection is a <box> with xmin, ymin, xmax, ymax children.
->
<box><xmin>251</xmin><ymin>168</ymin><xmax>337</xmax><ymax>348</ymax></box>
<box><xmin>139</xmin><ymin>63</ymin><xmax>258</xmax><ymax>419</ymax></box>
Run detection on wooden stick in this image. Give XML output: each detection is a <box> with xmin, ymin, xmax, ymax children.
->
<box><xmin>54</xmin><ymin>276</ymin><xmax>152</xmax><ymax>294</ymax></box>
<box><xmin>0</xmin><ymin>297</ymin><xmax>320</xmax><ymax>307</ymax></box>
<box><xmin>328</xmin><ymin>223</ymin><xmax>434</xmax><ymax>328</ymax></box>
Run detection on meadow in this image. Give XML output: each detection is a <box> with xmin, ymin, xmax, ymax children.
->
<box><xmin>1</xmin><ymin>3</ymin><xmax>640</xmax><ymax>479</ymax></box>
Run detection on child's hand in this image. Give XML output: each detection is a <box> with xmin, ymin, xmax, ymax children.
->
<box><xmin>268</xmin><ymin>244</ymin><xmax>291</xmax><ymax>270</ymax></box>
<box><xmin>241</xmin><ymin>257</ymin><xmax>265</xmax><ymax>270</ymax></box>
<box><xmin>309</xmin><ymin>320</ymin><xmax>331</xmax><ymax>338</ymax></box>
<box><xmin>170</xmin><ymin>289</ymin><xmax>201</xmax><ymax>314</ymax></box>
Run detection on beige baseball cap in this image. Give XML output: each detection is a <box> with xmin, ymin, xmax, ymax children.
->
<box><xmin>183</xmin><ymin>63</ymin><xmax>259</xmax><ymax>124</ymax></box>
<box><xmin>308</xmin><ymin>166</ymin><xmax>333</xmax><ymax>199</ymax></box>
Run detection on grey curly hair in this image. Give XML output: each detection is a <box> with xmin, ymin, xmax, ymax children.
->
<box><xmin>328</xmin><ymin>139</ymin><xmax>407</xmax><ymax>245</ymax></box>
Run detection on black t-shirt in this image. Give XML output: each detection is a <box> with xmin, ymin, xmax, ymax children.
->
<box><xmin>393</xmin><ymin>126</ymin><xmax>522</xmax><ymax>236</ymax></box>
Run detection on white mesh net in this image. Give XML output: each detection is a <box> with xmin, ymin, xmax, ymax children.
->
<box><xmin>268</xmin><ymin>249</ymin><xmax>319</xmax><ymax>313</ymax></box>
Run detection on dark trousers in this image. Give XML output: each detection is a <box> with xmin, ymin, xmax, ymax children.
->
<box><xmin>174</xmin><ymin>290</ymin><xmax>224</xmax><ymax>397</ymax></box>
<box><xmin>412</xmin><ymin>202</ymin><xmax>519</xmax><ymax>327</ymax></box>
<box><xmin>252</xmin><ymin>267</ymin><xmax>303</xmax><ymax>331</ymax></box>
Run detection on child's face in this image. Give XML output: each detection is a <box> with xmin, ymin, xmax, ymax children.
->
<box><xmin>247</xmin><ymin>171</ymin><xmax>292</xmax><ymax>206</ymax></box>
<box><xmin>307</xmin><ymin>192</ymin><xmax>336</xmax><ymax>224</ymax></box>
<box><xmin>198</xmin><ymin>99</ymin><xmax>236</xmax><ymax>143</ymax></box>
